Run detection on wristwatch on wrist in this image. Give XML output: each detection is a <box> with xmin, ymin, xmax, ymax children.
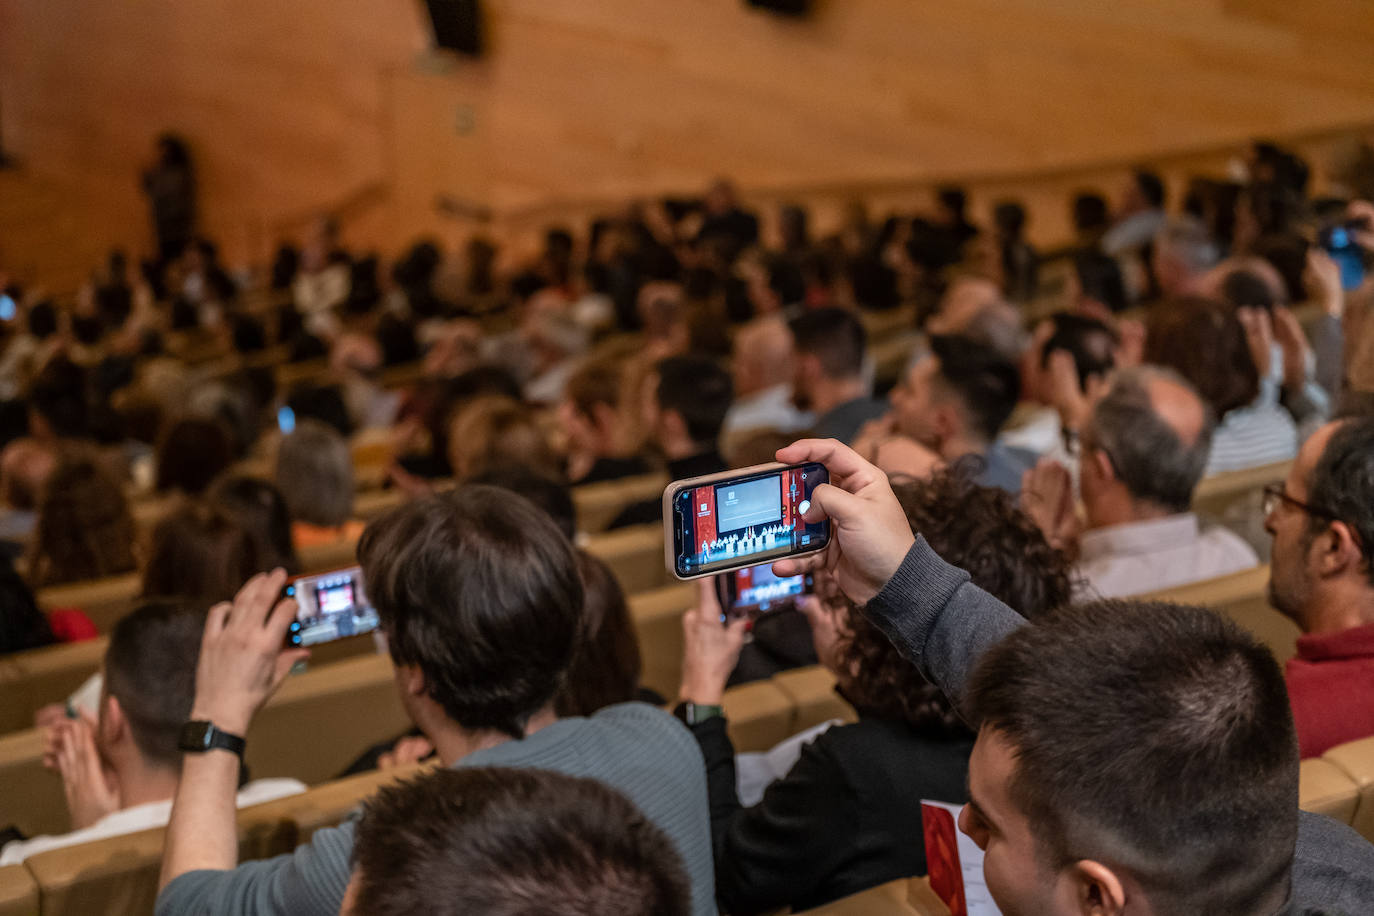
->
<box><xmin>178</xmin><ymin>721</ymin><xmax>247</xmax><ymax>759</ymax></box>
<box><xmin>674</xmin><ymin>701</ymin><xmax>724</xmax><ymax>727</ymax></box>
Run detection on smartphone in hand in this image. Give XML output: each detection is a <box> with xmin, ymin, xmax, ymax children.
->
<box><xmin>282</xmin><ymin>567</ymin><xmax>381</xmax><ymax>647</ymax></box>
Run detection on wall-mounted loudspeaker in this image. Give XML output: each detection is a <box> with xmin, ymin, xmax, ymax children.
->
<box><xmin>745</xmin><ymin>0</ymin><xmax>812</xmax><ymax>15</ymax></box>
<box><xmin>423</xmin><ymin>0</ymin><xmax>483</xmax><ymax>56</ymax></box>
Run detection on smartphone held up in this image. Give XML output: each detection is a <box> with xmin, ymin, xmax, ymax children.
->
<box><xmin>282</xmin><ymin>567</ymin><xmax>381</xmax><ymax>648</ymax></box>
<box><xmin>663</xmin><ymin>461</ymin><xmax>830</xmax><ymax>580</ymax></box>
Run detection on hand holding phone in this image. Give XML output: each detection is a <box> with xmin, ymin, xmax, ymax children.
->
<box><xmin>664</xmin><ymin>461</ymin><xmax>831</xmax><ymax>580</ymax></box>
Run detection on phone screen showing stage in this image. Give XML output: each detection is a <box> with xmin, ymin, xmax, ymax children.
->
<box><xmin>721</xmin><ymin>565</ymin><xmax>810</xmax><ymax>622</ymax></box>
<box><xmin>285</xmin><ymin>568</ymin><xmax>382</xmax><ymax>647</ymax></box>
<box><xmin>673</xmin><ymin>462</ymin><xmax>829</xmax><ymax>578</ymax></box>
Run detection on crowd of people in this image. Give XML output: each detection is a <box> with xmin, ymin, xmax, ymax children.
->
<box><xmin>0</xmin><ymin>134</ymin><xmax>1373</xmax><ymax>914</ymax></box>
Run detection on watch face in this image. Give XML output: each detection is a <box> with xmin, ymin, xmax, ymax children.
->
<box><xmin>178</xmin><ymin>721</ymin><xmax>213</xmax><ymax>751</ymax></box>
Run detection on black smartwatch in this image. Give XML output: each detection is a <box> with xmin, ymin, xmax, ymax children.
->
<box><xmin>178</xmin><ymin>721</ymin><xmax>247</xmax><ymax>760</ymax></box>
<box><xmin>673</xmin><ymin>701</ymin><xmax>724</xmax><ymax>727</ymax></box>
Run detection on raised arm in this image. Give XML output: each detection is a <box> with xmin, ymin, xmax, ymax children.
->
<box><xmin>772</xmin><ymin>439</ymin><xmax>1026</xmax><ymax>718</ymax></box>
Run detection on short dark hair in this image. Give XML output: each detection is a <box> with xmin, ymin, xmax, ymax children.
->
<box><xmin>155</xmin><ymin>417</ymin><xmax>234</xmax><ymax>495</ymax></box>
<box><xmin>27</xmin><ymin>301</ymin><xmax>58</xmax><ymax>340</ymax></box>
<box><xmin>967</xmin><ymin>601</ymin><xmax>1298</xmax><ymax>914</ymax></box>
<box><xmin>105</xmin><ymin>601</ymin><xmax>207</xmax><ymax>769</ymax></box>
<box><xmin>1134</xmin><ymin>169</ymin><xmax>1166</xmax><ymax>209</ymax></box>
<box><xmin>929</xmin><ymin>334</ymin><xmax>1021</xmax><ymax>443</ymax></box>
<box><xmin>1040</xmin><ymin>312</ymin><xmax>1117</xmax><ymax>392</ymax></box>
<box><xmin>1088</xmin><ymin>367</ymin><xmax>1214</xmax><ymax>513</ymax></box>
<box><xmin>556</xmin><ymin>551</ymin><xmax>641</xmax><ymax>717</ymax></box>
<box><xmin>350</xmin><ymin>767</ymin><xmax>690</xmax><ymax>916</ymax></box>
<box><xmin>789</xmin><ymin>307</ymin><xmax>867</xmax><ymax>381</ymax></box>
<box><xmin>1218</xmin><ymin>268</ymin><xmax>1279</xmax><ymax>312</ymax></box>
<box><xmin>1306</xmin><ymin>416</ymin><xmax>1374</xmax><ymax>588</ymax></box>
<box><xmin>1072</xmin><ymin>249</ymin><xmax>1127</xmax><ymax>312</ymax></box>
<box><xmin>654</xmin><ymin>356</ymin><xmax>732</xmax><ymax>444</ymax></box>
<box><xmin>142</xmin><ymin>503</ymin><xmax>262</xmax><ymax>603</ymax></box>
<box><xmin>357</xmin><ymin>486</ymin><xmax>583</xmax><ymax>738</ymax></box>
<box><xmin>837</xmin><ymin>467</ymin><xmax>1072</xmax><ymax>734</ymax></box>
<box><xmin>29</xmin><ymin>359</ymin><xmax>90</xmax><ymax>440</ymax></box>
<box><xmin>1145</xmin><ymin>297</ymin><xmax>1259</xmax><ymax>417</ymax></box>
<box><xmin>992</xmin><ymin>201</ymin><xmax>1026</xmax><ymax>238</ymax></box>
<box><xmin>1072</xmin><ymin>192</ymin><xmax>1109</xmax><ymax>233</ymax></box>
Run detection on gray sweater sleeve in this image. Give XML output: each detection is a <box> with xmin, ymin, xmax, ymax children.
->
<box><xmin>155</xmin><ymin>818</ymin><xmax>356</xmax><ymax>916</ymax></box>
<box><xmin>862</xmin><ymin>536</ymin><xmax>1025</xmax><ymax>722</ymax></box>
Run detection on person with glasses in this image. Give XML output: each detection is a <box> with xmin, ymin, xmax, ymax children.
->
<box><xmin>1264</xmin><ymin>415</ymin><xmax>1374</xmax><ymax>758</ymax></box>
<box><xmin>675</xmin><ymin>467</ymin><xmax>1071</xmax><ymax>914</ymax></box>
<box><xmin>1020</xmin><ymin>366</ymin><xmax>1259</xmax><ymax>598</ymax></box>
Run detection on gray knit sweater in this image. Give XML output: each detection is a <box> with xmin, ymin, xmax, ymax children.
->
<box><xmin>156</xmin><ymin>703</ymin><xmax>717</xmax><ymax>916</ymax></box>
<box><xmin>864</xmin><ymin>536</ymin><xmax>1374</xmax><ymax>914</ymax></box>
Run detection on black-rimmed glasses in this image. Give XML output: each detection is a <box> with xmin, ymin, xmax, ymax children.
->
<box><xmin>1261</xmin><ymin>483</ymin><xmax>1339</xmax><ymax>522</ymax></box>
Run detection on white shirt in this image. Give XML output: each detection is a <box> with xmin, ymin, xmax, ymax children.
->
<box><xmin>1074</xmin><ymin>513</ymin><xmax>1259</xmax><ymax>601</ymax></box>
<box><xmin>720</xmin><ymin>384</ymin><xmax>813</xmax><ymax>457</ymax></box>
<box><xmin>0</xmin><ymin>778</ymin><xmax>305</xmax><ymax>865</ymax></box>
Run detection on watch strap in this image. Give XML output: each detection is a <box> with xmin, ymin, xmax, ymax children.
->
<box><xmin>673</xmin><ymin>701</ymin><xmax>724</xmax><ymax>727</ymax></box>
<box><xmin>178</xmin><ymin>721</ymin><xmax>247</xmax><ymax>759</ymax></box>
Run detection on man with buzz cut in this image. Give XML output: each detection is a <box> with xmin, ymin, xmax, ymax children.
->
<box><xmin>771</xmin><ymin>438</ymin><xmax>1374</xmax><ymax>915</ymax></box>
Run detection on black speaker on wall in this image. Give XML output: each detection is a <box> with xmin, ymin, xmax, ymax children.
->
<box><xmin>424</xmin><ymin>0</ymin><xmax>484</xmax><ymax>56</ymax></box>
<box><xmin>745</xmin><ymin>0</ymin><xmax>812</xmax><ymax>15</ymax></box>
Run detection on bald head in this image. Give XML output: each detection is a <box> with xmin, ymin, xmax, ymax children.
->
<box><xmin>732</xmin><ymin>317</ymin><xmax>794</xmax><ymax>395</ymax></box>
<box><xmin>1088</xmin><ymin>367</ymin><xmax>1215</xmax><ymax>513</ymax></box>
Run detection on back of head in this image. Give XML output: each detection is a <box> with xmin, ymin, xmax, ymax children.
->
<box><xmin>30</xmin><ymin>454</ymin><xmax>136</xmax><ymax>586</ymax></box>
<box><xmin>1089</xmin><ymin>367</ymin><xmax>1214</xmax><ymax>513</ymax></box>
<box><xmin>275</xmin><ymin>418</ymin><xmax>354</xmax><ymax>527</ymax></box>
<box><xmin>155</xmin><ymin>416</ymin><xmax>234</xmax><ymax>495</ymax></box>
<box><xmin>837</xmin><ymin>468</ymin><xmax>1072</xmax><ymax>733</ymax></box>
<box><xmin>348</xmin><ymin>767</ymin><xmax>689</xmax><ymax>916</ymax></box>
<box><xmin>357</xmin><ymin>486</ymin><xmax>583</xmax><ymax>737</ymax></box>
<box><xmin>928</xmin><ymin>334</ymin><xmax>1021</xmax><ymax>443</ymax></box>
<box><xmin>1144</xmin><ymin>297</ymin><xmax>1258</xmax><ymax>416</ymax></box>
<box><xmin>207</xmin><ymin>475</ymin><xmax>299</xmax><ymax>574</ymax></box>
<box><xmin>1155</xmin><ymin>216</ymin><xmax>1221</xmax><ymax>276</ymax></box>
<box><xmin>1040</xmin><ymin>312</ymin><xmax>1117</xmax><ymax>392</ymax></box>
<box><xmin>556</xmin><ymin>551</ymin><xmax>641</xmax><ymax>717</ymax></box>
<box><xmin>284</xmin><ymin>383</ymin><xmax>354</xmax><ymax>438</ymax></box>
<box><xmin>29</xmin><ymin>358</ymin><xmax>90</xmax><ymax>440</ymax></box>
<box><xmin>1072</xmin><ymin>192</ymin><xmax>1109</xmax><ymax>234</ymax></box>
<box><xmin>967</xmin><ymin>601</ymin><xmax>1298</xmax><ymax>914</ymax></box>
<box><xmin>447</xmin><ymin>395</ymin><xmax>561</xmax><ymax>482</ymax></box>
<box><xmin>105</xmin><ymin>601</ymin><xmax>206</xmax><ymax>770</ymax></box>
<box><xmin>788</xmin><ymin>307</ymin><xmax>867</xmax><ymax>381</ymax></box>
<box><xmin>565</xmin><ymin>355</ymin><xmax>624</xmax><ymax>421</ymax></box>
<box><xmin>1134</xmin><ymin>169</ymin><xmax>1166</xmax><ymax>209</ymax></box>
<box><xmin>992</xmin><ymin>201</ymin><xmax>1026</xmax><ymax>238</ymax></box>
<box><xmin>1072</xmin><ymin>249</ymin><xmax>1127</xmax><ymax>313</ymax></box>
<box><xmin>142</xmin><ymin>502</ymin><xmax>261</xmax><ymax>603</ymax></box>
<box><xmin>465</xmin><ymin>466</ymin><xmax>576</xmax><ymax>541</ymax></box>
<box><xmin>27</xmin><ymin>301</ymin><xmax>58</xmax><ymax>340</ymax></box>
<box><xmin>654</xmin><ymin>355</ymin><xmax>733</xmax><ymax>445</ymax></box>
<box><xmin>1306</xmin><ymin>416</ymin><xmax>1374</xmax><ymax>589</ymax></box>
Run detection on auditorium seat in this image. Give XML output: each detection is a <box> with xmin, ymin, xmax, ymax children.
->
<box><xmin>353</xmin><ymin>486</ymin><xmax>411</xmax><ymax>521</ymax></box>
<box><xmin>1298</xmin><ymin>757</ymin><xmax>1360</xmax><ymax>826</ymax></box>
<box><xmin>0</xmin><ymin>637</ymin><xmax>107</xmax><ymax>735</ymax></box>
<box><xmin>799</xmin><ymin>877</ymin><xmax>951</xmax><ymax>914</ymax></box>
<box><xmin>297</xmin><ymin>536</ymin><xmax>361</xmax><ymax>575</ymax></box>
<box><xmin>276</xmin><ymin>358</ymin><xmax>329</xmax><ymax>389</ymax></box>
<box><xmin>584</xmin><ymin>523</ymin><xmax>668</xmax><ymax>595</ymax></box>
<box><xmin>572</xmin><ymin>473</ymin><xmax>668</xmax><ymax>535</ymax></box>
<box><xmin>36</xmin><ymin>572</ymin><xmax>141</xmax><ymax>633</ymax></box>
<box><xmin>772</xmin><ymin>665</ymin><xmax>857</xmax><ymax>734</ymax></box>
<box><xmin>246</xmin><ymin>653</ymin><xmax>409</xmax><ymax>785</ymax></box>
<box><xmin>0</xmin><ymin>727</ymin><xmax>66</xmax><ymax>837</ymax></box>
<box><xmin>0</xmin><ymin>865</ymin><xmax>37</xmax><ymax>916</ymax></box>
<box><xmin>1321</xmin><ymin>736</ymin><xmax>1374</xmax><ymax>842</ymax></box>
<box><xmin>857</xmin><ymin>305</ymin><xmax>917</xmax><ymax>341</ymax></box>
<box><xmin>627</xmin><ymin>582</ymin><xmax>695</xmax><ymax>699</ymax></box>
<box><xmin>721</xmin><ymin>679</ymin><xmax>795</xmax><ymax>753</ymax></box>
<box><xmin>1138</xmin><ymin>565</ymin><xmax>1299</xmax><ymax>664</ymax></box>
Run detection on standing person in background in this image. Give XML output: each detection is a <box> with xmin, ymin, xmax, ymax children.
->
<box><xmin>141</xmin><ymin>134</ymin><xmax>197</xmax><ymax>265</ymax></box>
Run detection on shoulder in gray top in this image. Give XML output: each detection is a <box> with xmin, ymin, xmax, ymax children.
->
<box><xmin>156</xmin><ymin>702</ymin><xmax>717</xmax><ymax>916</ymax></box>
<box><xmin>863</xmin><ymin>537</ymin><xmax>1374</xmax><ymax>914</ymax></box>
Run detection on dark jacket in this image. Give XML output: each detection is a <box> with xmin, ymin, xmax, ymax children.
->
<box><xmin>692</xmin><ymin>708</ymin><xmax>973</xmax><ymax>914</ymax></box>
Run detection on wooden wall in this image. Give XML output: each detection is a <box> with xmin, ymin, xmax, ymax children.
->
<box><xmin>3</xmin><ymin>0</ymin><xmax>1374</xmax><ymax>284</ymax></box>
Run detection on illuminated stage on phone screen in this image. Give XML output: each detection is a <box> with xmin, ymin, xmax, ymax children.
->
<box><xmin>677</xmin><ymin>466</ymin><xmax>826</xmax><ymax>576</ymax></box>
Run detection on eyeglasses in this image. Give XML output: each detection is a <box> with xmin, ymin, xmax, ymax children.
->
<box><xmin>1261</xmin><ymin>484</ymin><xmax>1340</xmax><ymax>522</ymax></box>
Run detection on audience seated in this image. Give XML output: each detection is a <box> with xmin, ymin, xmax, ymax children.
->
<box><xmin>558</xmin><ymin>354</ymin><xmax>652</xmax><ymax>485</ymax></box>
<box><xmin>0</xmin><ymin>601</ymin><xmax>302</xmax><ymax>865</ymax></box>
<box><xmin>155</xmin><ymin>487</ymin><xmax>715</xmax><ymax>916</ymax></box>
<box><xmin>557</xmin><ymin>550</ymin><xmax>660</xmax><ymax>715</ymax></box>
<box><xmin>1265</xmin><ymin>416</ymin><xmax>1374</xmax><ymax>757</ymax></box>
<box><xmin>1150</xmin><ymin>215</ymin><xmax>1221</xmax><ymax>297</ymax></box>
<box><xmin>1023</xmin><ymin>366</ymin><xmax>1258</xmax><ymax>598</ymax></box>
<box><xmin>678</xmin><ymin>467</ymin><xmax>1071</xmax><ymax>913</ymax></box>
<box><xmin>1146</xmin><ymin>296</ymin><xmax>1300</xmax><ymax>474</ymax></box>
<box><xmin>719</xmin><ymin>316</ymin><xmax>812</xmax><ymax>460</ymax></box>
<box><xmin>26</xmin><ymin>454</ymin><xmax>137</xmax><ymax>587</ymax></box>
<box><xmin>343</xmin><ymin>767</ymin><xmax>690</xmax><ymax>916</ymax></box>
<box><xmin>884</xmin><ymin>334</ymin><xmax>1035</xmax><ymax>494</ymax></box>
<box><xmin>154</xmin><ymin>417</ymin><xmax>234</xmax><ymax>496</ymax></box>
<box><xmin>274</xmin><ymin>419</ymin><xmax>363</xmax><ymax>550</ymax></box>
<box><xmin>771</xmin><ymin>438</ymin><xmax>1374</xmax><ymax>913</ymax></box>
<box><xmin>141</xmin><ymin>504</ymin><xmax>261</xmax><ymax>603</ymax></box>
<box><xmin>788</xmin><ymin>308</ymin><xmax>886</xmax><ymax>445</ymax></box>
<box><xmin>207</xmin><ymin>476</ymin><xmax>299</xmax><ymax>575</ymax></box>
<box><xmin>608</xmin><ymin>355</ymin><xmax>732</xmax><ymax>529</ymax></box>
<box><xmin>447</xmin><ymin>395</ymin><xmax>562</xmax><ymax>483</ymax></box>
